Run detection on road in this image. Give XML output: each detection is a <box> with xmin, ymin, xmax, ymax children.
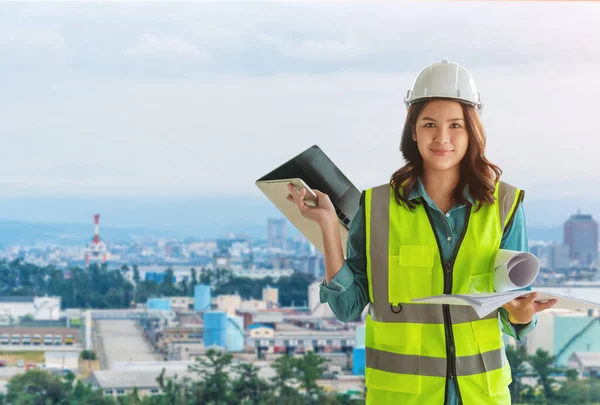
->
<box><xmin>95</xmin><ymin>320</ymin><xmax>161</xmax><ymax>369</ymax></box>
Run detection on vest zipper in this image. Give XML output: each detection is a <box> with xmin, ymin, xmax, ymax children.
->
<box><xmin>421</xmin><ymin>199</ymin><xmax>471</xmax><ymax>404</ymax></box>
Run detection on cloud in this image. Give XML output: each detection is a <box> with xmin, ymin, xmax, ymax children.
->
<box><xmin>259</xmin><ymin>34</ymin><xmax>377</xmax><ymax>63</ymax></box>
<box><xmin>124</xmin><ymin>34</ymin><xmax>209</xmax><ymax>60</ymax></box>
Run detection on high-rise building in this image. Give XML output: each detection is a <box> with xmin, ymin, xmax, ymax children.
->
<box><xmin>268</xmin><ymin>218</ymin><xmax>287</xmax><ymax>250</ymax></box>
<box><xmin>547</xmin><ymin>244</ymin><xmax>571</xmax><ymax>270</ymax></box>
<box><xmin>564</xmin><ymin>211</ymin><xmax>598</xmax><ymax>266</ymax></box>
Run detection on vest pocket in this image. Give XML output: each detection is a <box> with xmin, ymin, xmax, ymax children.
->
<box><xmin>389</xmin><ymin>245</ymin><xmax>434</xmax><ymax>303</ymax></box>
<box><xmin>470</xmin><ymin>320</ymin><xmax>512</xmax><ymax>396</ymax></box>
<box><xmin>368</xmin><ymin>319</ymin><xmax>422</xmax><ymax>394</ymax></box>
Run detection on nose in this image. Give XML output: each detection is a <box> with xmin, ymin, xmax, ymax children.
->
<box><xmin>433</xmin><ymin>127</ymin><xmax>451</xmax><ymax>144</ymax></box>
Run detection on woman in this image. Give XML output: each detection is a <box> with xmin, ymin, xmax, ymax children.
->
<box><xmin>287</xmin><ymin>59</ymin><xmax>556</xmax><ymax>405</ymax></box>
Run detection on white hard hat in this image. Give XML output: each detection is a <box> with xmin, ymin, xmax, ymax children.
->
<box><xmin>404</xmin><ymin>59</ymin><xmax>483</xmax><ymax>114</ymax></box>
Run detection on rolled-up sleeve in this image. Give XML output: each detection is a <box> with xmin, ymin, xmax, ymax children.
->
<box><xmin>498</xmin><ymin>202</ymin><xmax>537</xmax><ymax>342</ymax></box>
<box><xmin>319</xmin><ymin>196</ymin><xmax>370</xmax><ymax>322</ymax></box>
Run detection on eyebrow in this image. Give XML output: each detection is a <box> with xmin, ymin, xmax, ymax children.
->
<box><xmin>421</xmin><ymin>117</ymin><xmax>464</xmax><ymax>122</ymax></box>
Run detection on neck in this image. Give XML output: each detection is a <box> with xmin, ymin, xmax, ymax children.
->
<box><xmin>421</xmin><ymin>166</ymin><xmax>461</xmax><ymax>207</ymax></box>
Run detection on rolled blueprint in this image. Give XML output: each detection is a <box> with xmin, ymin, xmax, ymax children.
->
<box><xmin>493</xmin><ymin>249</ymin><xmax>540</xmax><ymax>292</ymax></box>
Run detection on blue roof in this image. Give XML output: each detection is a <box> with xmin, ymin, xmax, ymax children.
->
<box><xmin>248</xmin><ymin>323</ymin><xmax>274</xmax><ymax>330</ymax></box>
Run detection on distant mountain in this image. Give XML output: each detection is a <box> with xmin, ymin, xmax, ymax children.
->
<box><xmin>0</xmin><ymin>220</ymin><xmax>184</xmax><ymax>246</ymax></box>
<box><xmin>0</xmin><ymin>195</ymin><xmax>595</xmax><ymax>245</ymax></box>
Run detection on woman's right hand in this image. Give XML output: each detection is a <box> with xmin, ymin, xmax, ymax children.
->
<box><xmin>286</xmin><ymin>184</ymin><xmax>337</xmax><ymax>226</ymax></box>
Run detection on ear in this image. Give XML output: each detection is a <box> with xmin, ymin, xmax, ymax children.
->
<box><xmin>411</xmin><ymin>127</ymin><xmax>417</xmax><ymax>142</ymax></box>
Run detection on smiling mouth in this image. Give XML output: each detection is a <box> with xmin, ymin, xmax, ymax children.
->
<box><xmin>431</xmin><ymin>149</ymin><xmax>453</xmax><ymax>156</ymax></box>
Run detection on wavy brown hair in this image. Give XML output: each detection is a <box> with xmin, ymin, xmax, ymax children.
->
<box><xmin>390</xmin><ymin>99</ymin><xmax>502</xmax><ymax>211</ymax></box>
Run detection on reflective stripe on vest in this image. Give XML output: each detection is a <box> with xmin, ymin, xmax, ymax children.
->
<box><xmin>364</xmin><ymin>181</ymin><xmax>522</xmax><ymax>405</ymax></box>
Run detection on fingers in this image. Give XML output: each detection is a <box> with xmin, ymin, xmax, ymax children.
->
<box><xmin>522</xmin><ymin>292</ymin><xmax>538</xmax><ymax>306</ymax></box>
<box><xmin>287</xmin><ymin>184</ymin><xmax>299</xmax><ymax>200</ymax></box>
<box><xmin>534</xmin><ymin>299</ymin><xmax>557</xmax><ymax>313</ymax></box>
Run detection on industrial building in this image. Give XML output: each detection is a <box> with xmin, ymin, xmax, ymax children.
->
<box><xmin>44</xmin><ymin>351</ymin><xmax>79</xmax><ymax>371</ymax></box>
<box><xmin>0</xmin><ymin>296</ymin><xmax>61</xmax><ymax>325</ymax></box>
<box><xmin>567</xmin><ymin>352</ymin><xmax>600</xmax><ymax>377</ymax></box>
<box><xmin>524</xmin><ymin>308</ymin><xmax>600</xmax><ymax>366</ymax></box>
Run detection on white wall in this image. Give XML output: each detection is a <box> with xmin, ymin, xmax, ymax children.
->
<box><xmin>0</xmin><ymin>303</ymin><xmax>34</xmax><ymax>320</ymax></box>
<box><xmin>33</xmin><ymin>297</ymin><xmax>61</xmax><ymax>321</ymax></box>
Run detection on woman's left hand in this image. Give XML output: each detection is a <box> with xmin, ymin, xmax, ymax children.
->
<box><xmin>502</xmin><ymin>292</ymin><xmax>557</xmax><ymax>324</ymax></box>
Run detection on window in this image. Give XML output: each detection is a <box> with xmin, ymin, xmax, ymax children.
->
<box><xmin>116</xmin><ymin>389</ymin><xmax>125</xmax><ymax>395</ymax></box>
<box><xmin>104</xmin><ymin>390</ymin><xmax>113</xmax><ymax>395</ymax></box>
<box><xmin>151</xmin><ymin>388</ymin><xmax>160</xmax><ymax>394</ymax></box>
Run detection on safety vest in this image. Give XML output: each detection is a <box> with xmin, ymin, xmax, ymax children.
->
<box><xmin>363</xmin><ymin>181</ymin><xmax>524</xmax><ymax>405</ymax></box>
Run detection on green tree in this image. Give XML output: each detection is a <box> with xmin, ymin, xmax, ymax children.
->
<box><xmin>177</xmin><ymin>278</ymin><xmax>189</xmax><ymax>296</ymax></box>
<box><xmin>296</xmin><ymin>351</ymin><xmax>327</xmax><ymax>403</ymax></box>
<box><xmin>529</xmin><ymin>348</ymin><xmax>560</xmax><ymax>401</ymax></box>
<box><xmin>156</xmin><ymin>368</ymin><xmax>189</xmax><ymax>405</ymax></box>
<box><xmin>188</xmin><ymin>349</ymin><xmax>233</xmax><ymax>404</ymax></box>
<box><xmin>270</xmin><ymin>355</ymin><xmax>303</xmax><ymax>405</ymax></box>
<box><xmin>5</xmin><ymin>369</ymin><xmax>67</xmax><ymax>404</ymax></box>
<box><xmin>81</xmin><ymin>350</ymin><xmax>98</xmax><ymax>360</ymax></box>
<box><xmin>190</xmin><ymin>268</ymin><xmax>198</xmax><ymax>295</ymax></box>
<box><xmin>506</xmin><ymin>345</ymin><xmax>529</xmax><ymax>403</ymax></box>
<box><xmin>133</xmin><ymin>265</ymin><xmax>141</xmax><ymax>285</ymax></box>
<box><xmin>231</xmin><ymin>362</ymin><xmax>270</xmax><ymax>404</ymax></box>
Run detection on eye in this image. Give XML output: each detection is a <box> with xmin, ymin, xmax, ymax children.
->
<box><xmin>424</xmin><ymin>123</ymin><xmax>435</xmax><ymax>128</ymax></box>
<box><xmin>450</xmin><ymin>123</ymin><xmax>462</xmax><ymax>129</ymax></box>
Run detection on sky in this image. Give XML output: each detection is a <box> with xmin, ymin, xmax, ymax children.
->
<box><xmin>1</xmin><ymin>1</ymin><xmax>599</xmax><ymax>203</ymax></box>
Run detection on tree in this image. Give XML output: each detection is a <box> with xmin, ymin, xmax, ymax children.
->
<box><xmin>528</xmin><ymin>348</ymin><xmax>560</xmax><ymax>401</ymax></box>
<box><xmin>5</xmin><ymin>369</ymin><xmax>70</xmax><ymax>404</ymax></box>
<box><xmin>199</xmin><ymin>268</ymin><xmax>213</xmax><ymax>286</ymax></box>
<box><xmin>270</xmin><ymin>355</ymin><xmax>303</xmax><ymax>405</ymax></box>
<box><xmin>81</xmin><ymin>350</ymin><xmax>98</xmax><ymax>360</ymax></box>
<box><xmin>177</xmin><ymin>278</ymin><xmax>189</xmax><ymax>296</ymax></box>
<box><xmin>231</xmin><ymin>362</ymin><xmax>270</xmax><ymax>404</ymax></box>
<box><xmin>188</xmin><ymin>349</ymin><xmax>233</xmax><ymax>404</ymax></box>
<box><xmin>156</xmin><ymin>368</ymin><xmax>189</xmax><ymax>405</ymax></box>
<box><xmin>133</xmin><ymin>265</ymin><xmax>141</xmax><ymax>285</ymax></box>
<box><xmin>295</xmin><ymin>351</ymin><xmax>327</xmax><ymax>403</ymax></box>
<box><xmin>190</xmin><ymin>268</ymin><xmax>198</xmax><ymax>295</ymax></box>
<box><xmin>506</xmin><ymin>345</ymin><xmax>529</xmax><ymax>403</ymax></box>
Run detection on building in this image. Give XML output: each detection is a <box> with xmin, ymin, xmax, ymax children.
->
<box><xmin>159</xmin><ymin>326</ymin><xmax>203</xmax><ymax>347</ymax></box>
<box><xmin>232</xmin><ymin>268</ymin><xmax>293</xmax><ymax>280</ymax></box>
<box><xmin>564</xmin><ymin>212</ymin><xmax>598</xmax><ymax>266</ymax></box>
<box><xmin>44</xmin><ymin>351</ymin><xmax>79</xmax><ymax>371</ymax></box>
<box><xmin>248</xmin><ymin>324</ymin><xmax>275</xmax><ymax>339</ymax></box>
<box><xmin>567</xmin><ymin>352</ymin><xmax>600</xmax><ymax>377</ymax></box>
<box><xmin>0</xmin><ymin>296</ymin><xmax>61</xmax><ymax>324</ymax></box>
<box><xmin>268</xmin><ymin>218</ymin><xmax>287</xmax><ymax>250</ymax></box>
<box><xmin>169</xmin><ymin>296</ymin><xmax>194</xmax><ymax>312</ymax></box>
<box><xmin>213</xmin><ymin>250</ymin><xmax>232</xmax><ymax>269</ymax></box>
<box><xmin>214</xmin><ymin>295</ymin><xmax>242</xmax><ymax>316</ymax></box>
<box><xmin>525</xmin><ymin>309</ymin><xmax>600</xmax><ymax>366</ymax></box>
<box><xmin>547</xmin><ymin>244</ymin><xmax>571</xmax><ymax>271</ymax></box>
<box><xmin>239</xmin><ymin>300</ymin><xmax>268</xmax><ymax>312</ymax></box>
<box><xmin>88</xmin><ymin>368</ymin><xmax>195</xmax><ymax>398</ymax></box>
<box><xmin>167</xmin><ymin>341</ymin><xmax>205</xmax><ymax>361</ymax></box>
<box><xmin>262</xmin><ymin>286</ymin><xmax>279</xmax><ymax>306</ymax></box>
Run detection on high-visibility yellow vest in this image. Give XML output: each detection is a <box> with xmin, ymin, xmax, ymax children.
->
<box><xmin>363</xmin><ymin>181</ymin><xmax>524</xmax><ymax>405</ymax></box>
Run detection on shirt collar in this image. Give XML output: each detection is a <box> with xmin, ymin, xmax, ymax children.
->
<box><xmin>408</xmin><ymin>178</ymin><xmax>475</xmax><ymax>205</ymax></box>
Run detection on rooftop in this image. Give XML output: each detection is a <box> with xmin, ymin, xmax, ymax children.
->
<box><xmin>0</xmin><ymin>296</ymin><xmax>33</xmax><ymax>303</ymax></box>
<box><xmin>569</xmin><ymin>352</ymin><xmax>600</xmax><ymax>367</ymax></box>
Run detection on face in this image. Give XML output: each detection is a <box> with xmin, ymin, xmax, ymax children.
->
<box><xmin>412</xmin><ymin>100</ymin><xmax>469</xmax><ymax>173</ymax></box>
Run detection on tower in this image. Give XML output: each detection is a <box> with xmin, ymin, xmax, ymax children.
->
<box><xmin>268</xmin><ymin>218</ymin><xmax>287</xmax><ymax>250</ymax></box>
<box><xmin>564</xmin><ymin>210</ymin><xmax>598</xmax><ymax>267</ymax></box>
<box><xmin>85</xmin><ymin>214</ymin><xmax>108</xmax><ymax>267</ymax></box>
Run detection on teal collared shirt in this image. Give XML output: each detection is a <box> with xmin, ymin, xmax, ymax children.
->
<box><xmin>320</xmin><ymin>179</ymin><xmax>536</xmax><ymax>338</ymax></box>
<box><xmin>320</xmin><ymin>180</ymin><xmax>535</xmax><ymax>404</ymax></box>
